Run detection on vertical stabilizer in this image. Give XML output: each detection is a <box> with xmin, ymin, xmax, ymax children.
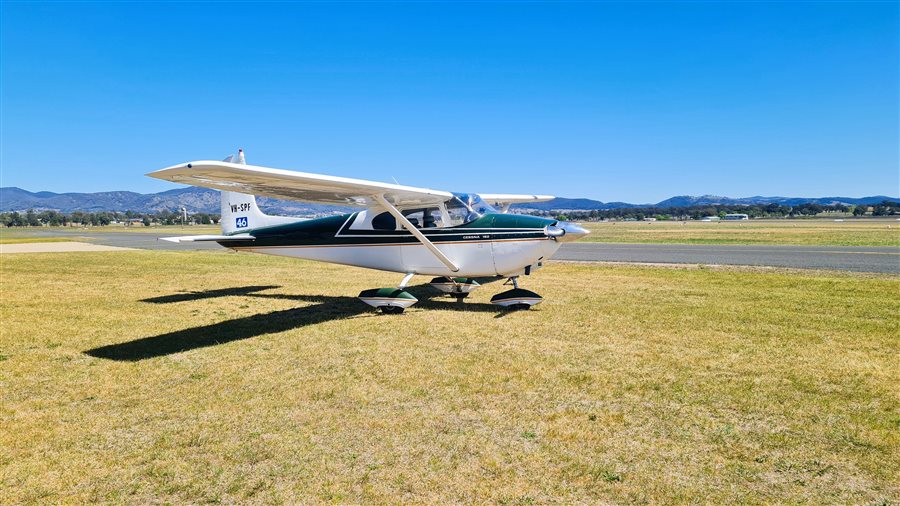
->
<box><xmin>219</xmin><ymin>150</ymin><xmax>303</xmax><ymax>234</ymax></box>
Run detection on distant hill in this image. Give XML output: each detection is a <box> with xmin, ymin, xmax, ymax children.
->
<box><xmin>1</xmin><ymin>186</ymin><xmax>896</xmax><ymax>214</ymax></box>
<box><xmin>652</xmin><ymin>195</ymin><xmax>898</xmax><ymax>208</ymax></box>
<box><xmin>514</xmin><ymin>194</ymin><xmax>898</xmax><ymax>211</ymax></box>
<box><xmin>511</xmin><ymin>197</ymin><xmax>643</xmax><ymax>211</ymax></box>
<box><xmin>0</xmin><ymin>187</ymin><xmax>352</xmax><ymax>215</ymax></box>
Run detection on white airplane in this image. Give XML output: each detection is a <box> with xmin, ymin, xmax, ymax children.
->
<box><xmin>148</xmin><ymin>150</ymin><xmax>589</xmax><ymax>313</ymax></box>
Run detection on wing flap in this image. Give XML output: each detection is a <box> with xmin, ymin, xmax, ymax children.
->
<box><xmin>479</xmin><ymin>194</ymin><xmax>555</xmax><ymax>205</ymax></box>
<box><xmin>479</xmin><ymin>194</ymin><xmax>555</xmax><ymax>213</ymax></box>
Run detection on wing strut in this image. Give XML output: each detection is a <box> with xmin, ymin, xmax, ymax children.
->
<box><xmin>373</xmin><ymin>193</ymin><xmax>460</xmax><ymax>273</ymax></box>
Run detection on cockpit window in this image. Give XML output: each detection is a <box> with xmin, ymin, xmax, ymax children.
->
<box><xmin>364</xmin><ymin>195</ymin><xmax>495</xmax><ymax>231</ymax></box>
<box><xmin>447</xmin><ymin>193</ymin><xmax>497</xmax><ymax>226</ymax></box>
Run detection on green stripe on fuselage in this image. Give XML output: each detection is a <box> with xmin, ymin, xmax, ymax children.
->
<box><xmin>219</xmin><ymin>213</ymin><xmax>555</xmax><ymax>248</ymax></box>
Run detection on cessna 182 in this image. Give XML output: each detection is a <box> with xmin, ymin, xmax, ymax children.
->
<box><xmin>148</xmin><ymin>150</ymin><xmax>589</xmax><ymax>313</ymax></box>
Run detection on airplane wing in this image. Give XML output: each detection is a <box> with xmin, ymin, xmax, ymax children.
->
<box><xmin>479</xmin><ymin>194</ymin><xmax>555</xmax><ymax>213</ymax></box>
<box><xmin>147</xmin><ymin>161</ymin><xmax>453</xmax><ymax>208</ymax></box>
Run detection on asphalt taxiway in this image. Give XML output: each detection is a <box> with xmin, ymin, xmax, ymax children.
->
<box><xmin>553</xmin><ymin>242</ymin><xmax>899</xmax><ymax>274</ymax></box>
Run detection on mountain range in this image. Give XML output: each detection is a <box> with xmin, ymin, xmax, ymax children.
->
<box><xmin>0</xmin><ymin>187</ymin><xmax>351</xmax><ymax>215</ymax></box>
<box><xmin>0</xmin><ymin>187</ymin><xmax>896</xmax><ymax>214</ymax></box>
<box><xmin>516</xmin><ymin>194</ymin><xmax>899</xmax><ymax>211</ymax></box>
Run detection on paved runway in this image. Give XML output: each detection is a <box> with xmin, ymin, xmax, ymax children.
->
<box><xmin>12</xmin><ymin>229</ymin><xmax>900</xmax><ymax>274</ymax></box>
<box><xmin>554</xmin><ymin>243</ymin><xmax>899</xmax><ymax>274</ymax></box>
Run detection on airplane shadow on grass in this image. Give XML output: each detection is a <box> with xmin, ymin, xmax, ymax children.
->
<box><xmin>85</xmin><ymin>280</ymin><xmax>515</xmax><ymax>362</ymax></box>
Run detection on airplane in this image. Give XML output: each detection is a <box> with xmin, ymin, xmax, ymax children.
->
<box><xmin>147</xmin><ymin>150</ymin><xmax>589</xmax><ymax>313</ymax></box>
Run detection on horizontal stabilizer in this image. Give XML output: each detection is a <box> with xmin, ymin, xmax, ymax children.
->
<box><xmin>159</xmin><ymin>234</ymin><xmax>255</xmax><ymax>243</ymax></box>
<box><xmin>479</xmin><ymin>194</ymin><xmax>555</xmax><ymax>213</ymax></box>
<box><xmin>479</xmin><ymin>194</ymin><xmax>555</xmax><ymax>204</ymax></box>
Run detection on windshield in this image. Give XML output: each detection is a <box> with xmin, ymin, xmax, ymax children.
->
<box><xmin>446</xmin><ymin>193</ymin><xmax>497</xmax><ymax>226</ymax></box>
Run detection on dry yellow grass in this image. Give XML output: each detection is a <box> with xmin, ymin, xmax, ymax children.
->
<box><xmin>0</xmin><ymin>227</ymin><xmax>85</xmax><ymax>244</ymax></box>
<box><xmin>0</xmin><ymin>237</ymin><xmax>73</xmax><ymax>245</ymax></box>
<box><xmin>1</xmin><ymin>250</ymin><xmax>897</xmax><ymax>504</ymax></box>
<box><xmin>582</xmin><ymin>219</ymin><xmax>900</xmax><ymax>246</ymax></box>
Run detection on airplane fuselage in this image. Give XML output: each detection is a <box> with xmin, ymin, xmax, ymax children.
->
<box><xmin>220</xmin><ymin>212</ymin><xmax>561</xmax><ymax>277</ymax></box>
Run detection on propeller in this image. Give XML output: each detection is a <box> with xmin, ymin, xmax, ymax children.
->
<box><xmin>544</xmin><ymin>224</ymin><xmax>566</xmax><ymax>240</ymax></box>
<box><xmin>545</xmin><ymin>221</ymin><xmax>589</xmax><ymax>242</ymax></box>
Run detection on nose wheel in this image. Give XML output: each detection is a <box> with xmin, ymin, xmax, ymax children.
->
<box><xmin>490</xmin><ymin>276</ymin><xmax>543</xmax><ymax>309</ymax></box>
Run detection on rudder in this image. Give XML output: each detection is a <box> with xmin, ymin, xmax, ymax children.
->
<box><xmin>218</xmin><ymin>149</ymin><xmax>303</xmax><ymax>234</ymax></box>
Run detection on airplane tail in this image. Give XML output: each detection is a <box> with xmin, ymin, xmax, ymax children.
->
<box><xmin>220</xmin><ymin>149</ymin><xmax>302</xmax><ymax>234</ymax></box>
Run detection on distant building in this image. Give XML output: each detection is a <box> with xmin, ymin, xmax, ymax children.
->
<box><xmin>700</xmin><ymin>216</ymin><xmax>720</xmax><ymax>222</ymax></box>
<box><xmin>723</xmin><ymin>214</ymin><xmax>749</xmax><ymax>221</ymax></box>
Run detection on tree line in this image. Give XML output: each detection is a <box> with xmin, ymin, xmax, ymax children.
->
<box><xmin>523</xmin><ymin>200</ymin><xmax>900</xmax><ymax>222</ymax></box>
<box><xmin>0</xmin><ymin>210</ymin><xmax>221</xmax><ymax>227</ymax></box>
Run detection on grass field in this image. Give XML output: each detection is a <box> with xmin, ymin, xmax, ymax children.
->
<box><xmin>581</xmin><ymin>219</ymin><xmax>900</xmax><ymax>246</ymax></box>
<box><xmin>0</xmin><ymin>236</ymin><xmax>73</xmax><ymax>245</ymax></box>
<box><xmin>1</xmin><ymin>250</ymin><xmax>897</xmax><ymax>504</ymax></box>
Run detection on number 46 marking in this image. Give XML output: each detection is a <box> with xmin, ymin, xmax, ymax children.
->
<box><xmin>235</xmin><ymin>217</ymin><xmax>249</xmax><ymax>228</ymax></box>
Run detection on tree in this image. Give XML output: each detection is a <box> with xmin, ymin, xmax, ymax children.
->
<box><xmin>24</xmin><ymin>210</ymin><xmax>39</xmax><ymax>226</ymax></box>
<box><xmin>142</xmin><ymin>216</ymin><xmax>151</xmax><ymax>227</ymax></box>
<box><xmin>0</xmin><ymin>212</ymin><xmax>23</xmax><ymax>227</ymax></box>
<box><xmin>872</xmin><ymin>201</ymin><xmax>899</xmax><ymax>216</ymax></box>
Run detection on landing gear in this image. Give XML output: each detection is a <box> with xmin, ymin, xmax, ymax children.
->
<box><xmin>429</xmin><ymin>277</ymin><xmax>481</xmax><ymax>300</ymax></box>
<box><xmin>358</xmin><ymin>273</ymin><xmax>418</xmax><ymax>314</ymax></box>
<box><xmin>358</xmin><ymin>287</ymin><xmax>418</xmax><ymax>314</ymax></box>
<box><xmin>490</xmin><ymin>276</ymin><xmax>543</xmax><ymax>310</ymax></box>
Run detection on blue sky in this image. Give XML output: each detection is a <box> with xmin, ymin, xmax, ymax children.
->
<box><xmin>1</xmin><ymin>2</ymin><xmax>897</xmax><ymax>203</ymax></box>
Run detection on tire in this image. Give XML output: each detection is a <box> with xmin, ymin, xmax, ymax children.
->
<box><xmin>381</xmin><ymin>306</ymin><xmax>405</xmax><ymax>315</ymax></box>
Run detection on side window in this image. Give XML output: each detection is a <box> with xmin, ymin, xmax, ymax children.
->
<box><xmin>402</xmin><ymin>208</ymin><xmax>443</xmax><ymax>228</ymax></box>
<box><xmin>422</xmin><ymin>208</ymin><xmax>442</xmax><ymax>228</ymax></box>
<box><xmin>402</xmin><ymin>209</ymin><xmax>423</xmax><ymax>228</ymax></box>
<box><xmin>371</xmin><ymin>212</ymin><xmax>396</xmax><ymax>230</ymax></box>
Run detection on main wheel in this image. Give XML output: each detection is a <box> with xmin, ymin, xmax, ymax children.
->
<box><xmin>381</xmin><ymin>305</ymin><xmax>405</xmax><ymax>315</ymax></box>
<box><xmin>508</xmin><ymin>303</ymin><xmax>532</xmax><ymax>311</ymax></box>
